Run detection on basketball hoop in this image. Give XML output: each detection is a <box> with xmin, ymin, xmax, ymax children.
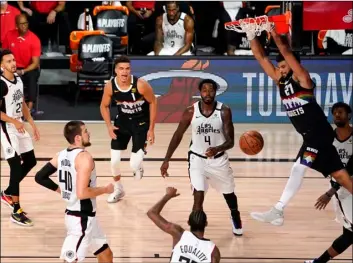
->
<box><xmin>224</xmin><ymin>13</ymin><xmax>290</xmax><ymax>36</ymax></box>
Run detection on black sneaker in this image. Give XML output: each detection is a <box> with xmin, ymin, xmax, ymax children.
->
<box><xmin>11</xmin><ymin>208</ymin><xmax>33</xmax><ymax>226</ymax></box>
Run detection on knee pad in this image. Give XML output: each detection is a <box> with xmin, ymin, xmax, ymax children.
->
<box><xmin>7</xmin><ymin>154</ymin><xmax>23</xmax><ymax>196</ymax></box>
<box><xmin>332</xmin><ymin>231</ymin><xmax>352</xmax><ymax>253</ymax></box>
<box><xmin>110</xmin><ymin>150</ymin><xmax>121</xmax><ymax>176</ymax></box>
<box><xmin>130</xmin><ymin>149</ymin><xmax>144</xmax><ymax>172</ymax></box>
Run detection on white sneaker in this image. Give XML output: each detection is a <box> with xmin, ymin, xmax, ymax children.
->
<box><xmin>230</xmin><ymin>217</ymin><xmax>243</xmax><ymax>236</ymax></box>
<box><xmin>107</xmin><ymin>184</ymin><xmax>125</xmax><ymax>203</ymax></box>
<box><xmin>304</xmin><ymin>260</ymin><xmax>316</xmax><ymax>263</ymax></box>
<box><xmin>133</xmin><ymin>167</ymin><xmax>144</xmax><ymax>180</ymax></box>
<box><xmin>250</xmin><ymin>207</ymin><xmax>284</xmax><ymax>226</ymax></box>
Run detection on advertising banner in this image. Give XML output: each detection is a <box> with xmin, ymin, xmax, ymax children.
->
<box><xmin>130</xmin><ymin>59</ymin><xmax>352</xmax><ymax>123</ymax></box>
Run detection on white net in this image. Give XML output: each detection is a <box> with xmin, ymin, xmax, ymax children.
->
<box><xmin>225</xmin><ymin>15</ymin><xmax>274</xmax><ymax>40</ymax></box>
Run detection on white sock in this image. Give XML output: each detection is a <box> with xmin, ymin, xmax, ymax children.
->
<box><xmin>275</xmin><ymin>159</ymin><xmax>307</xmax><ymax>211</ymax></box>
<box><xmin>114</xmin><ymin>180</ymin><xmax>123</xmax><ymax>190</ymax></box>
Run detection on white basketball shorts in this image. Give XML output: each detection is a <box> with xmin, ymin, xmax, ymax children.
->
<box><xmin>60</xmin><ymin>214</ymin><xmax>108</xmax><ymax>262</ymax></box>
<box><xmin>188</xmin><ymin>151</ymin><xmax>235</xmax><ymax>194</ymax></box>
<box><xmin>0</xmin><ymin>122</ymin><xmax>33</xmax><ymax>159</ymax></box>
<box><xmin>333</xmin><ymin>187</ymin><xmax>352</xmax><ymax>231</ymax></box>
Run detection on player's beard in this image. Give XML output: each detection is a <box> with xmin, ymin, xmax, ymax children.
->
<box><xmin>335</xmin><ymin>121</ymin><xmax>346</xmax><ymax>128</ymax></box>
<box><xmin>83</xmin><ymin>141</ymin><xmax>91</xmax><ymax>147</ymax></box>
<box><xmin>201</xmin><ymin>96</ymin><xmax>214</xmax><ymax>105</ymax></box>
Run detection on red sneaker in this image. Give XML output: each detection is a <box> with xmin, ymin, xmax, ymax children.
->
<box><xmin>1</xmin><ymin>191</ymin><xmax>14</xmax><ymax>209</ymax></box>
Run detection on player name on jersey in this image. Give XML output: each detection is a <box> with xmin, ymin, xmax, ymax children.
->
<box><xmin>178</xmin><ymin>245</ymin><xmax>209</xmax><ymax>262</ymax></box>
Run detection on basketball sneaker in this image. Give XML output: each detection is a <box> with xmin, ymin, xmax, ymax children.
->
<box><xmin>133</xmin><ymin>167</ymin><xmax>144</xmax><ymax>180</ymax></box>
<box><xmin>231</xmin><ymin>217</ymin><xmax>243</xmax><ymax>236</ymax></box>
<box><xmin>107</xmin><ymin>183</ymin><xmax>125</xmax><ymax>203</ymax></box>
<box><xmin>11</xmin><ymin>208</ymin><xmax>33</xmax><ymax>226</ymax></box>
<box><xmin>250</xmin><ymin>207</ymin><xmax>284</xmax><ymax>226</ymax></box>
<box><xmin>304</xmin><ymin>260</ymin><xmax>316</xmax><ymax>263</ymax></box>
<box><xmin>1</xmin><ymin>191</ymin><xmax>13</xmax><ymax>209</ymax></box>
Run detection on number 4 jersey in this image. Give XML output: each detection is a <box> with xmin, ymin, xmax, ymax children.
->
<box><xmin>189</xmin><ymin>101</ymin><xmax>225</xmax><ymax>157</ymax></box>
<box><xmin>170</xmin><ymin>231</ymin><xmax>216</xmax><ymax>263</ymax></box>
<box><xmin>57</xmin><ymin>148</ymin><xmax>97</xmax><ymax>215</ymax></box>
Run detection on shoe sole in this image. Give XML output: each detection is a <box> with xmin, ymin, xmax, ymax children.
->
<box><xmin>107</xmin><ymin>192</ymin><xmax>126</xmax><ymax>203</ymax></box>
<box><xmin>1</xmin><ymin>198</ymin><xmax>14</xmax><ymax>209</ymax></box>
<box><xmin>10</xmin><ymin>217</ymin><xmax>33</xmax><ymax>227</ymax></box>
<box><xmin>250</xmin><ymin>213</ymin><xmax>284</xmax><ymax>226</ymax></box>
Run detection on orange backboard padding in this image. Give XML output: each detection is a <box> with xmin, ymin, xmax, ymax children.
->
<box><xmin>69</xmin><ymin>30</ymin><xmax>105</xmax><ymax>50</ymax></box>
<box><xmin>93</xmin><ymin>5</ymin><xmax>129</xmax><ymax>16</ymax></box>
<box><xmin>69</xmin><ymin>54</ymin><xmax>82</xmax><ymax>73</ymax></box>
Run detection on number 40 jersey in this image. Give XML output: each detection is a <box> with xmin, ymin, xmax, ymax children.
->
<box><xmin>57</xmin><ymin>148</ymin><xmax>97</xmax><ymax>215</ymax></box>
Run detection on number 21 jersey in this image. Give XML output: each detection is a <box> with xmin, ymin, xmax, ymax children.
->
<box><xmin>57</xmin><ymin>148</ymin><xmax>97</xmax><ymax>215</ymax></box>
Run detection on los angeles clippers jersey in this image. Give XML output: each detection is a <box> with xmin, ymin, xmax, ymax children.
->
<box><xmin>0</xmin><ymin>74</ymin><xmax>24</xmax><ymax>122</ymax></box>
<box><xmin>189</xmin><ymin>101</ymin><xmax>225</xmax><ymax>156</ymax></box>
<box><xmin>279</xmin><ymin>75</ymin><xmax>334</xmax><ymax>138</ymax></box>
<box><xmin>162</xmin><ymin>12</ymin><xmax>186</xmax><ymax>49</ymax></box>
<box><xmin>111</xmin><ymin>75</ymin><xmax>149</xmax><ymax>121</ymax></box>
<box><xmin>333</xmin><ymin>130</ymin><xmax>353</xmax><ymax>167</ymax></box>
<box><xmin>170</xmin><ymin>231</ymin><xmax>215</xmax><ymax>263</ymax></box>
<box><xmin>57</xmin><ymin>148</ymin><xmax>97</xmax><ymax>215</ymax></box>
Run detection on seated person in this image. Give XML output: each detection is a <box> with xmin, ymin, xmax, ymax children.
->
<box><xmin>0</xmin><ymin>1</ymin><xmax>20</xmax><ymax>48</ymax></box>
<box><xmin>149</xmin><ymin>1</ymin><xmax>194</xmax><ymax>56</ymax></box>
<box><xmin>2</xmin><ymin>14</ymin><xmax>41</xmax><ymax>113</ymax></box>
<box><xmin>17</xmin><ymin>1</ymin><xmax>71</xmax><ymax>53</ymax></box>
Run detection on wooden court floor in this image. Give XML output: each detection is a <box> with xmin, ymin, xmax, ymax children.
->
<box><xmin>1</xmin><ymin>122</ymin><xmax>352</xmax><ymax>263</ymax></box>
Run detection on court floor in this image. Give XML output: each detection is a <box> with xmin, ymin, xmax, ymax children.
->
<box><xmin>1</xmin><ymin>122</ymin><xmax>352</xmax><ymax>263</ymax></box>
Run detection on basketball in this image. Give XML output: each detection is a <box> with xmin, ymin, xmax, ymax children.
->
<box><xmin>239</xmin><ymin>131</ymin><xmax>264</xmax><ymax>155</ymax></box>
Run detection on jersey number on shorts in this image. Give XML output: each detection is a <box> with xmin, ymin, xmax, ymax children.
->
<box><xmin>204</xmin><ymin>135</ymin><xmax>211</xmax><ymax>145</ymax></box>
<box><xmin>59</xmin><ymin>170</ymin><xmax>73</xmax><ymax>192</ymax></box>
<box><xmin>179</xmin><ymin>256</ymin><xmax>197</xmax><ymax>263</ymax></box>
<box><xmin>16</xmin><ymin>103</ymin><xmax>21</xmax><ymax>113</ymax></box>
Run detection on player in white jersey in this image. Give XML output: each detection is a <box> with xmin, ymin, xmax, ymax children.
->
<box><xmin>35</xmin><ymin>121</ymin><xmax>114</xmax><ymax>263</ymax></box>
<box><xmin>304</xmin><ymin>102</ymin><xmax>353</xmax><ymax>263</ymax></box>
<box><xmin>161</xmin><ymin>79</ymin><xmax>243</xmax><ymax>236</ymax></box>
<box><xmin>147</xmin><ymin>187</ymin><xmax>221</xmax><ymax>263</ymax></box>
<box><xmin>0</xmin><ymin>49</ymin><xmax>40</xmax><ymax>226</ymax></box>
<box><xmin>149</xmin><ymin>1</ymin><xmax>194</xmax><ymax>56</ymax></box>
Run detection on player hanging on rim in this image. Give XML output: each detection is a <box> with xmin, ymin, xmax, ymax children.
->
<box><xmin>244</xmin><ymin>21</ymin><xmax>353</xmax><ymax>226</ymax></box>
<box><xmin>304</xmin><ymin>102</ymin><xmax>352</xmax><ymax>263</ymax></box>
<box><xmin>35</xmin><ymin>121</ymin><xmax>114</xmax><ymax>263</ymax></box>
<box><xmin>147</xmin><ymin>187</ymin><xmax>221</xmax><ymax>263</ymax></box>
<box><xmin>0</xmin><ymin>49</ymin><xmax>40</xmax><ymax>227</ymax></box>
<box><xmin>100</xmin><ymin>55</ymin><xmax>157</xmax><ymax>203</ymax></box>
<box><xmin>160</xmin><ymin>79</ymin><xmax>243</xmax><ymax>236</ymax></box>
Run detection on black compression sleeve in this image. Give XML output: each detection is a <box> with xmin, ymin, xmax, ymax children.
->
<box><xmin>35</xmin><ymin>162</ymin><xmax>59</xmax><ymax>191</ymax></box>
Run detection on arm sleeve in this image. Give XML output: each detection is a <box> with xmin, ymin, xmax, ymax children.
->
<box><xmin>35</xmin><ymin>162</ymin><xmax>59</xmax><ymax>192</ymax></box>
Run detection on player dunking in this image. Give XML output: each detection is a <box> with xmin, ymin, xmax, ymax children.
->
<box><xmin>304</xmin><ymin>102</ymin><xmax>352</xmax><ymax>263</ymax></box>
<box><xmin>246</xmin><ymin>23</ymin><xmax>353</xmax><ymax>225</ymax></box>
<box><xmin>0</xmin><ymin>49</ymin><xmax>40</xmax><ymax>226</ymax></box>
<box><xmin>160</xmin><ymin>79</ymin><xmax>243</xmax><ymax>236</ymax></box>
<box><xmin>100</xmin><ymin>55</ymin><xmax>157</xmax><ymax>203</ymax></box>
<box><xmin>147</xmin><ymin>187</ymin><xmax>221</xmax><ymax>263</ymax></box>
<box><xmin>35</xmin><ymin>121</ymin><xmax>114</xmax><ymax>263</ymax></box>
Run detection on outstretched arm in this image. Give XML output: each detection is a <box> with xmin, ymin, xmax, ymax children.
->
<box><xmin>163</xmin><ymin>106</ymin><xmax>193</xmax><ymax>161</ymax></box>
<box><xmin>270</xmin><ymin>30</ymin><xmax>312</xmax><ymax>89</ymax></box>
<box><xmin>147</xmin><ymin>187</ymin><xmax>184</xmax><ymax>246</ymax></box>
<box><xmin>174</xmin><ymin>15</ymin><xmax>194</xmax><ymax>55</ymax></box>
<box><xmin>250</xmin><ymin>37</ymin><xmax>279</xmax><ymax>83</ymax></box>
